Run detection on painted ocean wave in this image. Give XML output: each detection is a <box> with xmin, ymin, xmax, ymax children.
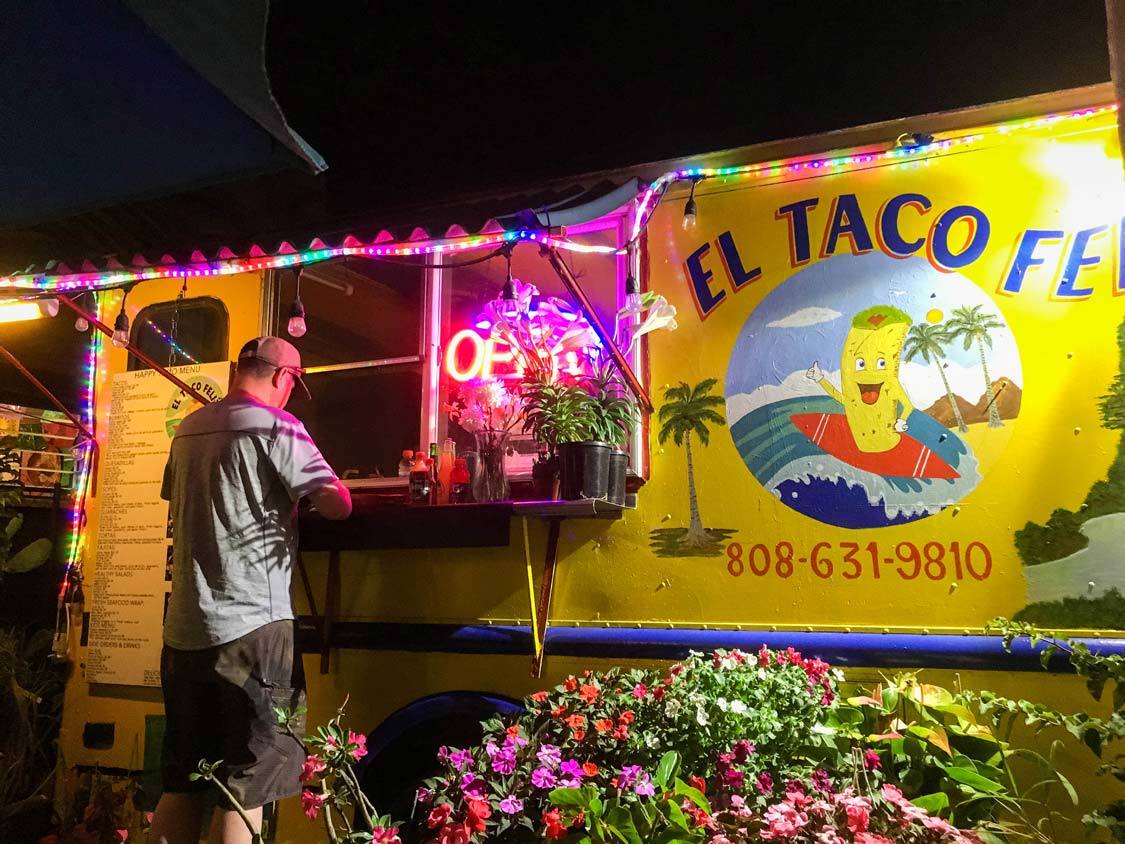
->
<box><xmin>730</xmin><ymin>395</ymin><xmax>981</xmax><ymax>526</ymax></box>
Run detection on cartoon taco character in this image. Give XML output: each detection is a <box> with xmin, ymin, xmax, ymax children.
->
<box><xmin>806</xmin><ymin>305</ymin><xmax>914</xmax><ymax>453</ymax></box>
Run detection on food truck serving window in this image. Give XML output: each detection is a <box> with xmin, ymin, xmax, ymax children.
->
<box><xmin>266</xmin><ymin>215</ymin><xmax>637</xmax><ymax>485</ymax></box>
<box><xmin>270</xmin><ymin>259</ymin><xmax>425</xmax><ymax>481</ymax></box>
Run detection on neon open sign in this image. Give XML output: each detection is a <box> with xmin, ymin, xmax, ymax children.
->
<box><xmin>444</xmin><ymin>328</ymin><xmax>589</xmax><ymax>383</ymax></box>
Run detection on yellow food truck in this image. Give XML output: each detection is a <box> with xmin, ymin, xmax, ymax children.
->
<box><xmin>16</xmin><ymin>82</ymin><xmax>1122</xmax><ymax>840</ymax></box>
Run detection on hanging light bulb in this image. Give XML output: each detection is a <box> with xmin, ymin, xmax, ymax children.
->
<box><xmin>111</xmin><ymin>289</ymin><xmax>130</xmax><ymax>348</ymax></box>
<box><xmin>682</xmin><ymin>178</ymin><xmax>700</xmax><ymax>231</ymax></box>
<box><xmin>74</xmin><ymin>314</ymin><xmax>89</xmax><ymax>332</ymax></box>
<box><xmin>497</xmin><ymin>247</ymin><xmax>519</xmax><ymax>320</ymax></box>
<box><xmin>111</xmin><ymin>311</ymin><xmax>129</xmax><ymax>348</ymax></box>
<box><xmin>287</xmin><ymin>297</ymin><xmax>307</xmax><ymax>338</ymax></box>
<box><xmin>624</xmin><ymin>273</ymin><xmax>642</xmax><ymax>311</ymax></box>
<box><xmin>287</xmin><ymin>271</ymin><xmax>307</xmax><ymax>337</ymax></box>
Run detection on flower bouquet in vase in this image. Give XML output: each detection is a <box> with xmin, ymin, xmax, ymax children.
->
<box><xmin>446</xmin><ymin>378</ymin><xmax>521</xmax><ymax>503</ymax></box>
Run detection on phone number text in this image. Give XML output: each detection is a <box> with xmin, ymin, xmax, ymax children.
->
<box><xmin>723</xmin><ymin>540</ymin><xmax>992</xmax><ymax>581</ymax></box>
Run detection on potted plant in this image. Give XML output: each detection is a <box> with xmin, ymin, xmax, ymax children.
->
<box><xmin>584</xmin><ymin>361</ymin><xmax>639</xmax><ymax>505</ymax></box>
<box><xmin>520</xmin><ymin>374</ymin><xmax>598</xmax><ymax>500</ymax></box>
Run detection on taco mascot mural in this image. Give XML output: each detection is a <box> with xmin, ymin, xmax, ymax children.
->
<box><xmin>797</xmin><ymin>306</ymin><xmax>956</xmax><ymax>481</ymax></box>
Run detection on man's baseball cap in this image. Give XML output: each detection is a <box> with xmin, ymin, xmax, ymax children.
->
<box><xmin>237</xmin><ymin>336</ymin><xmax>310</xmax><ymax>398</ymax></box>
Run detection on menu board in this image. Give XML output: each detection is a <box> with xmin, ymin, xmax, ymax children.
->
<box><xmin>87</xmin><ymin>362</ymin><xmax>229</xmax><ymax>686</ymax></box>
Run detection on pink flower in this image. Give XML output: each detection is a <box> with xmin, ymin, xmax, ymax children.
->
<box><xmin>632</xmin><ymin>683</ymin><xmax>648</xmax><ymax>699</ymax></box>
<box><xmin>459</xmin><ymin>773</ymin><xmax>487</xmax><ymax>799</ymax></box>
<box><xmin>325</xmin><ymin>735</ymin><xmax>339</xmax><ymax>750</ymax></box>
<box><xmin>634</xmin><ymin>776</ymin><xmax>656</xmax><ymax>797</ymax></box>
<box><xmin>732</xmin><ymin>739</ymin><xmax>756</xmax><ymax>762</ymax></box>
<box><xmin>449</xmin><ymin>749</ymin><xmax>472</xmax><ymax>770</ymax></box>
<box><xmin>815</xmin><ymin>830</ymin><xmax>846</xmax><ymax>844</ymax></box>
<box><xmin>537</xmin><ymin>743</ymin><xmax>561</xmax><ymax>768</ymax></box>
<box><xmin>854</xmin><ymin>835</ymin><xmax>894</xmax><ymax>844</ymax></box>
<box><xmin>347</xmin><ymin>731</ymin><xmax>368</xmax><ymax>760</ymax></box>
<box><xmin>302</xmin><ymin>790</ymin><xmax>326</xmax><ymax>819</ymax></box>
<box><xmin>756</xmin><ymin>771</ymin><xmax>774</xmax><ymax>794</ymax></box>
<box><xmin>841</xmin><ymin>795</ymin><xmax>872</xmax><ymax>834</ymax></box>
<box><xmin>761</xmin><ymin>803</ymin><xmax>808</xmax><ymax>839</ymax></box>
<box><xmin>114</xmin><ymin>832</ymin><xmax>128</xmax><ymax>843</ymax></box>
<box><xmin>863</xmin><ymin>749</ymin><xmax>881</xmax><ymax>771</ymax></box>
<box><xmin>415</xmin><ymin>787</ymin><xmax>434</xmax><ymax>805</ymax></box>
<box><xmin>300</xmin><ymin>754</ymin><xmax>327</xmax><ymax>783</ymax></box>
<box><xmin>499</xmin><ymin>795</ymin><xmax>524</xmax><ymax>814</ymax></box>
<box><xmin>923</xmin><ymin>815</ymin><xmax>957</xmax><ymax>833</ymax></box>
<box><xmin>532</xmin><ymin>767</ymin><xmax>557</xmax><ymax>789</ymax></box>
<box><xmin>370</xmin><ymin>827</ymin><xmax>402</xmax><ymax>844</ymax></box>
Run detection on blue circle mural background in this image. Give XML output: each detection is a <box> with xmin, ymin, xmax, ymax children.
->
<box><xmin>724</xmin><ymin>252</ymin><xmax>1022</xmax><ymax>529</ymax></box>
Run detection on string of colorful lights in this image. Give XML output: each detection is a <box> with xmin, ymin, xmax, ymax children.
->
<box><xmin>0</xmin><ymin>102</ymin><xmax>1114</xmax><ymax>296</ymax></box>
<box><xmin>143</xmin><ymin>318</ymin><xmax>198</xmax><ymax>364</ymax></box>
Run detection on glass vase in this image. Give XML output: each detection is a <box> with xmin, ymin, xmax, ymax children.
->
<box><xmin>472</xmin><ymin>429</ymin><xmax>510</xmax><ymax>503</ymax></box>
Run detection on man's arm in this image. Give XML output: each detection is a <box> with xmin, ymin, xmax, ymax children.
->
<box><xmin>309</xmin><ymin>480</ymin><xmax>352</xmax><ymax>520</ymax></box>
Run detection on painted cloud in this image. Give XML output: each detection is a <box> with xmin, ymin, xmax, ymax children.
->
<box><xmin>766</xmin><ymin>306</ymin><xmax>843</xmax><ymax>329</ymax></box>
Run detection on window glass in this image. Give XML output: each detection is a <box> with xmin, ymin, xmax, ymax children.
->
<box><xmin>272</xmin><ymin>259</ymin><xmax>422</xmax><ymax>367</ymax></box>
<box><xmin>268</xmin><ymin>257</ymin><xmax>426</xmax><ymax>483</ymax></box>
<box><xmin>440</xmin><ymin>226</ymin><xmax>621</xmax><ymax>474</ymax></box>
<box><xmin>286</xmin><ymin>365</ymin><xmax>423</xmax><ymax>480</ymax></box>
<box><xmin>129</xmin><ymin>296</ymin><xmax>229</xmax><ymax>371</ymax></box>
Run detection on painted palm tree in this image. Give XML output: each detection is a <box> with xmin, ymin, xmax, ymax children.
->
<box><xmin>658</xmin><ymin>379</ymin><xmax>725</xmax><ymax>546</ymax></box>
<box><xmin>947</xmin><ymin>304</ymin><xmax>1005</xmax><ymax>428</ymax></box>
<box><xmin>903</xmin><ymin>322</ymin><xmax>968</xmax><ymax>433</ymax></box>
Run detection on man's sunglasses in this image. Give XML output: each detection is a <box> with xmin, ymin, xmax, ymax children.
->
<box><xmin>245</xmin><ymin>355</ymin><xmax>311</xmax><ymax>399</ymax></box>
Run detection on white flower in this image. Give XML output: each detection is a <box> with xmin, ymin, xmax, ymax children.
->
<box><xmin>832</xmin><ymin>669</ymin><xmax>846</xmax><ymax>682</ymax></box>
<box><xmin>664</xmin><ymin>699</ymin><xmax>683</xmax><ymax>718</ymax></box>
<box><xmin>644</xmin><ymin>734</ymin><xmax>661</xmax><ymax>749</ymax></box>
<box><xmin>696</xmin><ymin>706</ymin><xmax>710</xmax><ymax>726</ymax></box>
<box><xmin>757</xmin><ymin>667</ymin><xmax>767</xmax><ymax>680</ymax></box>
<box><xmin>729</xmin><ymin>700</ymin><xmax>748</xmax><ymax>716</ymax></box>
<box><xmin>716</xmin><ymin>697</ymin><xmax>729</xmax><ymax>712</ymax></box>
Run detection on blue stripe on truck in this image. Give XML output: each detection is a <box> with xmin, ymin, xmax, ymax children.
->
<box><xmin>299</xmin><ymin>619</ymin><xmax>1125</xmax><ymax>673</ymax></box>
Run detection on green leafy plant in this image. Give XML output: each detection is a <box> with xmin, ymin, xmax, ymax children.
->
<box><xmin>583</xmin><ymin>361</ymin><xmax>638</xmax><ymax>448</ymax></box>
<box><xmin>520</xmin><ymin>374</ymin><xmax>597</xmax><ymax>449</ymax></box>
<box><xmin>0</xmin><ymin>627</ymin><xmax>66</xmax><ymax>829</ymax></box>
<box><xmin>826</xmin><ymin>671</ymin><xmax>1077</xmax><ymax>841</ymax></box>
<box><xmin>985</xmin><ymin>618</ymin><xmax>1125</xmax><ymax>840</ymax></box>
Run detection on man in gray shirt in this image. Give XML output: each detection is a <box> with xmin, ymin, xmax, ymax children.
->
<box><xmin>150</xmin><ymin>336</ymin><xmax>351</xmax><ymax>844</ymax></box>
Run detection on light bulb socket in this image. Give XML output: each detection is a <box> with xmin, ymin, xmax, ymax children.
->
<box><xmin>625</xmin><ymin>274</ymin><xmax>639</xmax><ymax>296</ymax></box>
<box><xmin>288</xmin><ymin>297</ymin><xmax>305</xmax><ymax>320</ymax></box>
<box><xmin>114</xmin><ymin>310</ymin><xmax>129</xmax><ymax>334</ymax></box>
<box><xmin>500</xmin><ymin>278</ymin><xmax>517</xmax><ymax>302</ymax></box>
<box><xmin>683</xmin><ymin>196</ymin><xmax>697</xmax><ymax>220</ymax></box>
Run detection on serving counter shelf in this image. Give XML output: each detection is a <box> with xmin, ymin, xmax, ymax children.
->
<box><xmin>298</xmin><ymin>495</ymin><xmax>633</xmax><ymax>676</ymax></box>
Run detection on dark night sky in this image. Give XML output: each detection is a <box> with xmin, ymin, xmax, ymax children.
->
<box><xmin>267</xmin><ymin>0</ymin><xmax>1111</xmax><ymax>207</ymax></box>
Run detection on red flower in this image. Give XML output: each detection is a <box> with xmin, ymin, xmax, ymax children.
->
<box><xmin>670</xmin><ymin>663</ymin><xmax>685</xmax><ymax>676</ymax></box>
<box><xmin>565</xmin><ymin>713</ymin><xmax>586</xmax><ymax>729</ymax></box>
<box><xmin>612</xmin><ymin>725</ymin><xmax>629</xmax><ymax>741</ymax></box>
<box><xmin>426</xmin><ymin>803</ymin><xmax>452</xmax><ymax>830</ymax></box>
<box><xmin>757</xmin><ymin>645</ymin><xmax>772</xmax><ymax>667</ymax></box>
<box><xmin>530</xmin><ymin>691</ymin><xmax>549</xmax><ymax>702</ymax></box>
<box><xmin>550</xmin><ymin>705</ymin><xmax>567</xmax><ymax>718</ymax></box>
<box><xmin>582</xmin><ymin>762</ymin><xmax>599</xmax><ymax>777</ymax></box>
<box><xmin>688</xmin><ymin>776</ymin><xmax>707</xmax><ymax>794</ymax></box>
<box><xmin>438</xmin><ymin>823</ymin><xmax>470</xmax><ymax>844</ymax></box>
<box><xmin>543</xmin><ymin>808</ymin><xmax>567</xmax><ymax>840</ymax></box>
<box><xmin>618</xmin><ymin>709</ymin><xmax>635</xmax><ymax>725</ymax></box>
<box><xmin>347</xmin><ymin>730</ymin><xmax>368</xmax><ymax>761</ymax></box>
<box><xmin>302</xmin><ymin>790</ymin><xmax>326</xmax><ymax>819</ymax></box>
<box><xmin>578</xmin><ymin>684</ymin><xmax>599</xmax><ymax>703</ymax></box>
<box><xmin>506</xmin><ymin>724</ymin><xmax>521</xmax><ymax>738</ymax></box>
<box><xmin>564</xmin><ymin>677</ymin><xmax>578</xmax><ymax>692</ymax></box>
<box><xmin>572</xmin><ymin>729</ymin><xmax>586</xmax><ymax>741</ymax></box>
<box><xmin>370</xmin><ymin>827</ymin><xmax>402</xmax><ymax>844</ymax></box>
<box><xmin>594</xmin><ymin>718</ymin><xmax>614</xmax><ymax>733</ymax></box>
<box><xmin>466</xmin><ymin>799</ymin><xmax>492</xmax><ymax>833</ymax></box>
<box><xmin>299</xmin><ymin>754</ymin><xmax>326</xmax><ymax>783</ymax></box>
<box><xmin>652</xmin><ymin>686</ymin><xmax>666</xmax><ymax>701</ymax></box>
<box><xmin>863</xmin><ymin>749</ymin><xmax>882</xmax><ymax>771</ymax></box>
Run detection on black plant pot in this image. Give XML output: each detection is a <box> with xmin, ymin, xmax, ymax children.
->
<box><xmin>531</xmin><ymin>455</ymin><xmax>559</xmax><ymax>500</ymax></box>
<box><xmin>558</xmin><ymin>441</ymin><xmax>611</xmax><ymax>500</ymax></box>
<box><xmin>607</xmin><ymin>450</ymin><xmax>628</xmax><ymax>505</ymax></box>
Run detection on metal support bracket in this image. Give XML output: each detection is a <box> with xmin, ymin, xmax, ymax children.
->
<box><xmin>530</xmin><ymin>516</ymin><xmax>563</xmax><ymax>678</ymax></box>
<box><xmin>540</xmin><ymin>245</ymin><xmax>653</xmax><ymax>414</ymax></box>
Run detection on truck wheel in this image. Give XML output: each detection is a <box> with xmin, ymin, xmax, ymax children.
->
<box><xmin>353</xmin><ymin>691</ymin><xmax>523</xmax><ymax>835</ymax></box>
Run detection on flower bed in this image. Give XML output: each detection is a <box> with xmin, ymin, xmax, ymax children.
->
<box><xmin>403</xmin><ymin>648</ymin><xmax>981</xmax><ymax>843</ymax></box>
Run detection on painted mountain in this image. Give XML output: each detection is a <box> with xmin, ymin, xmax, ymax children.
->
<box><xmin>924</xmin><ymin>378</ymin><xmax>1021</xmax><ymax>426</ymax></box>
